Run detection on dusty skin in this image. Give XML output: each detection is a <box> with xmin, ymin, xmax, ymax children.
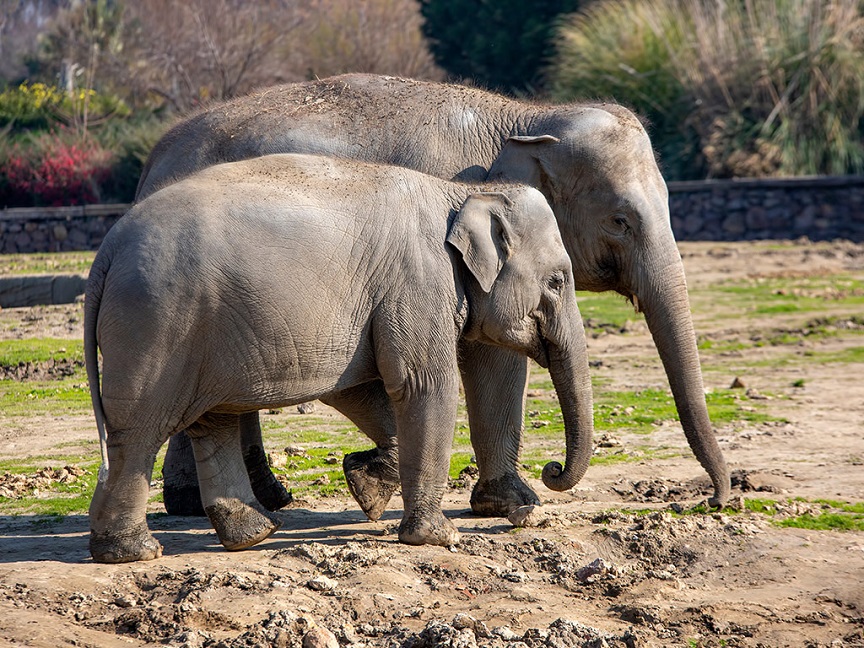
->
<box><xmin>0</xmin><ymin>240</ymin><xmax>863</xmax><ymax>647</ymax></box>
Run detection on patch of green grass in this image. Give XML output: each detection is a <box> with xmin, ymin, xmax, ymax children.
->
<box><xmin>0</xmin><ymin>378</ymin><xmax>91</xmax><ymax>415</ymax></box>
<box><xmin>697</xmin><ymin>338</ymin><xmax>751</xmax><ymax>353</ymax></box>
<box><xmin>524</xmin><ymin>386</ymin><xmax>778</xmax><ymax>439</ymax></box>
<box><xmin>0</xmin><ymin>252</ymin><xmax>95</xmax><ymax>276</ymax></box>
<box><xmin>807</xmin><ymin>346</ymin><xmax>864</xmax><ymax>364</ymax></box>
<box><xmin>777</xmin><ymin>513</ymin><xmax>864</xmax><ymax>531</ymax></box>
<box><xmin>0</xmin><ymin>338</ymin><xmax>85</xmax><ymax>366</ymax></box>
<box><xmin>449</xmin><ymin>452</ymin><xmax>475</xmax><ymax>479</ymax></box>
<box><xmin>712</xmin><ymin>276</ymin><xmax>864</xmax><ymax>319</ymax></box>
<box><xmin>576</xmin><ymin>291</ymin><xmax>638</xmax><ymax>331</ymax></box>
<box><xmin>674</xmin><ymin>497</ymin><xmax>864</xmax><ymax>531</ymax></box>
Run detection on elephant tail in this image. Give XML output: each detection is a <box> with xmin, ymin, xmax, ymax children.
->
<box><xmin>84</xmin><ymin>252</ymin><xmax>110</xmax><ymax>483</ymax></box>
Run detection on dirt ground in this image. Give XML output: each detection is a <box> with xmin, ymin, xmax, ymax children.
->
<box><xmin>1</xmin><ymin>239</ymin><xmax>863</xmax><ymax>648</ymax></box>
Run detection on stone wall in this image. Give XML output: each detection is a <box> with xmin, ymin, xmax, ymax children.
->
<box><xmin>2</xmin><ymin>175</ymin><xmax>864</xmax><ymax>253</ymax></box>
<box><xmin>668</xmin><ymin>175</ymin><xmax>864</xmax><ymax>242</ymax></box>
<box><xmin>0</xmin><ymin>204</ymin><xmax>126</xmax><ymax>253</ymax></box>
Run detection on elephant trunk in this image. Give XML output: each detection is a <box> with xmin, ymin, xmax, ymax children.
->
<box><xmin>540</xmin><ymin>293</ymin><xmax>595</xmax><ymax>492</ymax></box>
<box><xmin>640</xmin><ymin>253</ymin><xmax>730</xmax><ymax>507</ymax></box>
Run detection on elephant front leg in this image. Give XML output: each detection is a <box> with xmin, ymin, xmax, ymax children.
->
<box><xmin>321</xmin><ymin>381</ymin><xmax>400</xmax><ymax>521</ymax></box>
<box><xmin>392</xmin><ymin>379</ymin><xmax>461</xmax><ymax>547</ymax></box>
<box><xmin>188</xmin><ymin>414</ymin><xmax>281</xmax><ymax>551</ymax></box>
<box><xmin>459</xmin><ymin>341</ymin><xmax>540</xmax><ymax>516</ymax></box>
<box><xmin>89</xmin><ymin>432</ymin><xmax>163</xmax><ymax>563</ymax></box>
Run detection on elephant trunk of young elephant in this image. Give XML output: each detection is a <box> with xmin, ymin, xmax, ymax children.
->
<box><xmin>640</xmin><ymin>253</ymin><xmax>731</xmax><ymax>507</ymax></box>
<box><xmin>540</xmin><ymin>292</ymin><xmax>595</xmax><ymax>492</ymax></box>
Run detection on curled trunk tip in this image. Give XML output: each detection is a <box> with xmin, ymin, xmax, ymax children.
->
<box><xmin>541</xmin><ymin>458</ymin><xmax>587</xmax><ymax>492</ymax></box>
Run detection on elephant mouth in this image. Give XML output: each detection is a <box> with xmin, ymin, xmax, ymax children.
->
<box><xmin>531</xmin><ymin>323</ymin><xmax>551</xmax><ymax>369</ymax></box>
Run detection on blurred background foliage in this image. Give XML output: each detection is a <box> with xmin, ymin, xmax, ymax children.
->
<box><xmin>1</xmin><ymin>0</ymin><xmax>864</xmax><ymax>207</ymax></box>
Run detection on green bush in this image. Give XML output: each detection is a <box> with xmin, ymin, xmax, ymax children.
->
<box><xmin>550</xmin><ymin>0</ymin><xmax>864</xmax><ymax>179</ymax></box>
<box><xmin>420</xmin><ymin>0</ymin><xmax>582</xmax><ymax>93</ymax></box>
<box><xmin>549</xmin><ymin>0</ymin><xmax>698</xmax><ymax>178</ymax></box>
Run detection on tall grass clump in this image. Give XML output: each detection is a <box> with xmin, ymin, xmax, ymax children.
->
<box><xmin>550</xmin><ymin>0</ymin><xmax>864</xmax><ymax>180</ymax></box>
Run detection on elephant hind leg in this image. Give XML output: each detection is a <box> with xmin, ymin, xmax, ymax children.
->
<box><xmin>187</xmin><ymin>413</ymin><xmax>281</xmax><ymax>551</ymax></box>
<box><xmin>321</xmin><ymin>381</ymin><xmax>400</xmax><ymax>521</ymax></box>
<box><xmin>162</xmin><ymin>413</ymin><xmax>292</xmax><ymax>518</ymax></box>
<box><xmin>163</xmin><ymin>430</ymin><xmax>206</xmax><ymax>516</ymax></box>
<box><xmin>89</xmin><ymin>430</ymin><xmax>163</xmax><ymax>563</ymax></box>
<box><xmin>343</xmin><ymin>447</ymin><xmax>399</xmax><ymax>521</ymax></box>
<box><xmin>239</xmin><ymin>411</ymin><xmax>293</xmax><ymax>511</ymax></box>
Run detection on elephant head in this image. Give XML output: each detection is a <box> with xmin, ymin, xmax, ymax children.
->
<box><xmin>487</xmin><ymin>108</ymin><xmax>730</xmax><ymax>506</ymax></box>
<box><xmin>447</xmin><ymin>188</ymin><xmax>595</xmax><ymax>492</ymax></box>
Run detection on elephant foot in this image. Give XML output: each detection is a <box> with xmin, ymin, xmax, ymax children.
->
<box><xmin>90</xmin><ymin>524</ymin><xmax>163</xmax><ymax>563</ymax></box>
<box><xmin>244</xmin><ymin>444</ymin><xmax>294</xmax><ymax>511</ymax></box>
<box><xmin>343</xmin><ymin>448</ymin><xmax>400</xmax><ymax>521</ymax></box>
<box><xmin>470</xmin><ymin>473</ymin><xmax>540</xmax><ymax>517</ymax></box>
<box><xmin>398</xmin><ymin>510</ymin><xmax>460</xmax><ymax>547</ymax></box>
<box><xmin>206</xmin><ymin>499</ymin><xmax>281</xmax><ymax>551</ymax></box>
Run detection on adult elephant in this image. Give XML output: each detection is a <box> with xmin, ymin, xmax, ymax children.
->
<box><xmin>137</xmin><ymin>73</ymin><xmax>730</xmax><ymax>516</ymax></box>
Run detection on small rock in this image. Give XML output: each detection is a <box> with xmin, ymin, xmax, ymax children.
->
<box><xmin>312</xmin><ymin>474</ymin><xmax>330</xmax><ymax>486</ymax></box>
<box><xmin>597</xmin><ymin>434</ymin><xmax>622</xmax><ymax>448</ymax></box>
<box><xmin>306</xmin><ymin>575</ymin><xmax>338</xmax><ymax>592</ymax></box>
<box><xmin>508</xmin><ymin>504</ymin><xmax>547</xmax><ymax>528</ymax></box>
<box><xmin>302</xmin><ymin>626</ymin><xmax>339</xmax><ymax>648</ymax></box>
<box><xmin>510</xmin><ymin>587</ymin><xmax>538</xmax><ymax>602</ymax></box>
<box><xmin>745</xmin><ymin>387</ymin><xmax>770</xmax><ymax>400</ymax></box>
<box><xmin>730</xmin><ymin>376</ymin><xmax>746</xmax><ymax>389</ymax></box>
<box><xmin>114</xmin><ymin>594</ymin><xmax>137</xmax><ymax>608</ymax></box>
<box><xmin>285</xmin><ymin>445</ymin><xmax>309</xmax><ymax>458</ymax></box>
<box><xmin>503</xmin><ymin>571</ymin><xmax>528</xmax><ymax>583</ymax></box>
<box><xmin>492</xmin><ymin>626</ymin><xmax>520</xmax><ymax>641</ymax></box>
<box><xmin>576</xmin><ymin>557</ymin><xmax>615</xmax><ymax>582</ymax></box>
<box><xmin>453</xmin><ymin>613</ymin><xmax>490</xmax><ymax>638</ymax></box>
<box><xmin>297</xmin><ymin>402</ymin><xmax>317</xmax><ymax>414</ymax></box>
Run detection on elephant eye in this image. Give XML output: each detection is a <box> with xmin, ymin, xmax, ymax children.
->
<box><xmin>547</xmin><ymin>272</ymin><xmax>565</xmax><ymax>293</ymax></box>
<box><xmin>612</xmin><ymin>214</ymin><xmax>630</xmax><ymax>233</ymax></box>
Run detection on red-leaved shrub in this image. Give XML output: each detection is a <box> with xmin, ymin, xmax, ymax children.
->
<box><xmin>1</xmin><ymin>136</ymin><xmax>114</xmax><ymax>207</ymax></box>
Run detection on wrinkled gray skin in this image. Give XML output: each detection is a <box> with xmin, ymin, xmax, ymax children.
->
<box><xmin>138</xmin><ymin>73</ymin><xmax>730</xmax><ymax>516</ymax></box>
<box><xmin>86</xmin><ymin>154</ymin><xmax>595</xmax><ymax>563</ymax></box>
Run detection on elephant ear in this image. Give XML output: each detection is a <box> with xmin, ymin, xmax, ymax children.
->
<box><xmin>487</xmin><ymin>135</ymin><xmax>560</xmax><ymax>186</ymax></box>
<box><xmin>447</xmin><ymin>193</ymin><xmax>514</xmax><ymax>293</ymax></box>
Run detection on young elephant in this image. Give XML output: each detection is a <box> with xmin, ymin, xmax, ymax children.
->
<box><xmin>86</xmin><ymin>154</ymin><xmax>594</xmax><ymax>563</ymax></box>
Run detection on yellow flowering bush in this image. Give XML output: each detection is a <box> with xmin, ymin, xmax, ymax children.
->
<box><xmin>0</xmin><ymin>82</ymin><xmax>130</xmax><ymax>131</ymax></box>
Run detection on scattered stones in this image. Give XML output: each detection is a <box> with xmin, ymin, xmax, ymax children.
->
<box><xmin>0</xmin><ymin>357</ymin><xmax>83</xmax><ymax>381</ymax></box>
<box><xmin>0</xmin><ymin>465</ymin><xmax>86</xmax><ymax>499</ymax></box>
